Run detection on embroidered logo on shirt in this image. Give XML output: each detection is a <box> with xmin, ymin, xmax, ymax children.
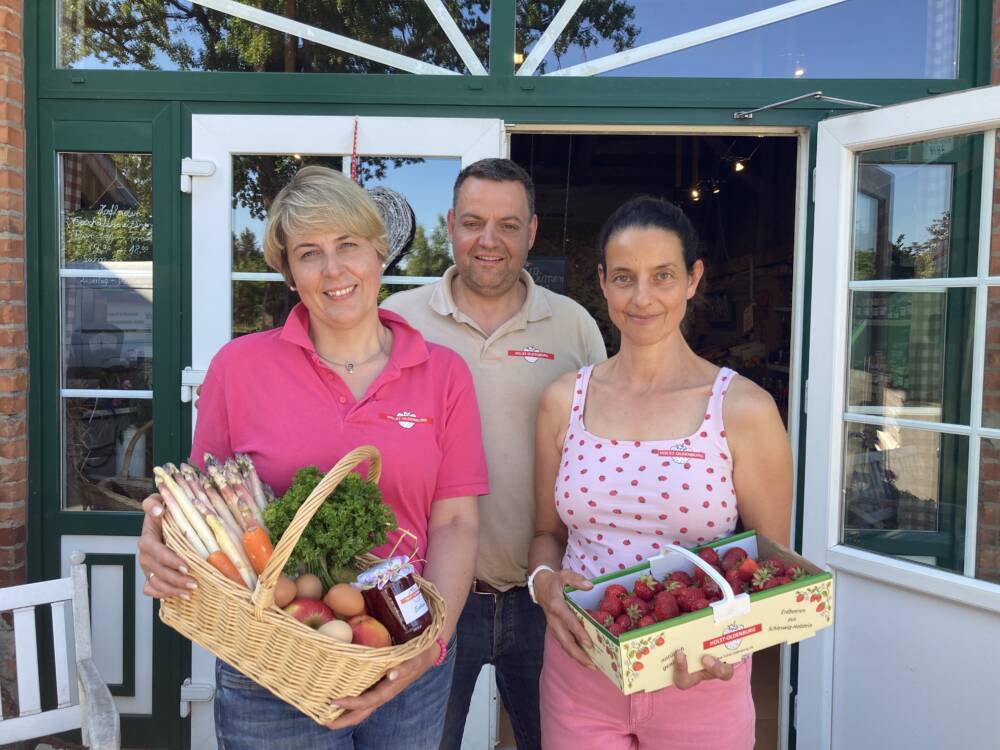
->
<box><xmin>507</xmin><ymin>345</ymin><xmax>555</xmax><ymax>363</ymax></box>
<box><xmin>653</xmin><ymin>445</ymin><xmax>707</xmax><ymax>464</ymax></box>
<box><xmin>381</xmin><ymin>411</ymin><xmax>434</xmax><ymax>429</ymax></box>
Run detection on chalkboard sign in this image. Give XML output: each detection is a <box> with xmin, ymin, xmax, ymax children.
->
<box><xmin>525</xmin><ymin>256</ymin><xmax>567</xmax><ymax>293</ymax></box>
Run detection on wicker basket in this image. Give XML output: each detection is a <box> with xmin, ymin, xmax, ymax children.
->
<box><xmin>159</xmin><ymin>445</ymin><xmax>446</xmax><ymax>724</ymax></box>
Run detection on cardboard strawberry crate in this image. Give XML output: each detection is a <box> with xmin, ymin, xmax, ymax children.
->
<box><xmin>564</xmin><ymin>530</ymin><xmax>833</xmax><ymax>694</ymax></box>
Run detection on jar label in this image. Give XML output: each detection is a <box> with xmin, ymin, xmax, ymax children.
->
<box><xmin>394</xmin><ymin>583</ymin><xmax>429</xmax><ymax>625</ymax></box>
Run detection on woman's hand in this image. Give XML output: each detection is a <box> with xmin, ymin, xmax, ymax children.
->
<box><xmin>534</xmin><ymin>568</ymin><xmax>597</xmax><ymax>670</ymax></box>
<box><xmin>672</xmin><ymin>649</ymin><xmax>734</xmax><ymax>690</ymax></box>
<box><xmin>326</xmin><ymin>643</ymin><xmax>439</xmax><ymax>729</ymax></box>
<box><xmin>138</xmin><ymin>493</ymin><xmax>197</xmax><ymax>600</ymax></box>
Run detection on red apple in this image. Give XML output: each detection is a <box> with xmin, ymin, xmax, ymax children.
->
<box><xmin>348</xmin><ymin>614</ymin><xmax>392</xmax><ymax>647</ymax></box>
<box><xmin>284</xmin><ymin>598</ymin><xmax>335</xmax><ymax>629</ymax></box>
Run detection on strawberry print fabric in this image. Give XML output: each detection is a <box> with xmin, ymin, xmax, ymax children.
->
<box><xmin>555</xmin><ymin>365</ymin><xmax>738</xmax><ymax>578</ymax></box>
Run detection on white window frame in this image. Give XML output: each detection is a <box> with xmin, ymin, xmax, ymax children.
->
<box><xmin>798</xmin><ymin>83</ymin><xmax>1000</xmax><ymax>750</ymax></box>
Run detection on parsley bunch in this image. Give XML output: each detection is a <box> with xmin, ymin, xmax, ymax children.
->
<box><xmin>263</xmin><ymin>466</ymin><xmax>397</xmax><ymax>590</ymax></box>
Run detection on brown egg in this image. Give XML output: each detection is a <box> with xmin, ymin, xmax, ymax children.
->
<box><xmin>323</xmin><ymin>583</ymin><xmax>366</xmax><ymax>619</ymax></box>
<box><xmin>295</xmin><ymin>573</ymin><xmax>323</xmax><ymax>600</ymax></box>
<box><xmin>273</xmin><ymin>575</ymin><xmax>298</xmax><ymax>608</ymax></box>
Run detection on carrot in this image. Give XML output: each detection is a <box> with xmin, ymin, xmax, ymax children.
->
<box><xmin>207</xmin><ymin>551</ymin><xmax>246</xmax><ymax>588</ymax></box>
<box><xmin>243</xmin><ymin>525</ymin><xmax>273</xmax><ymax>576</ymax></box>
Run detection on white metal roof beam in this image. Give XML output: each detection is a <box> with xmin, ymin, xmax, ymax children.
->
<box><xmin>516</xmin><ymin>0</ymin><xmax>585</xmax><ymax>78</ymax></box>
<box><xmin>422</xmin><ymin>0</ymin><xmax>487</xmax><ymax>76</ymax></box>
<box><xmin>545</xmin><ymin>0</ymin><xmax>848</xmax><ymax>77</ymax></box>
<box><xmin>189</xmin><ymin>0</ymin><xmax>460</xmax><ymax>76</ymax></box>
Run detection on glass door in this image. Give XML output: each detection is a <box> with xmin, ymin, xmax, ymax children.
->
<box><xmin>798</xmin><ymin>86</ymin><xmax>1000</xmax><ymax>749</ymax></box>
<box><xmin>186</xmin><ymin>114</ymin><xmax>503</xmax><ymax>748</ymax></box>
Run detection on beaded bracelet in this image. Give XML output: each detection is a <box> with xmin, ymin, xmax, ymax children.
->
<box><xmin>433</xmin><ymin>637</ymin><xmax>448</xmax><ymax>667</ymax></box>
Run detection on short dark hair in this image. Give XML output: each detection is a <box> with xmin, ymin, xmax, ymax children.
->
<box><xmin>596</xmin><ymin>196</ymin><xmax>701</xmax><ymax>272</ymax></box>
<box><xmin>452</xmin><ymin>158</ymin><xmax>535</xmax><ymax>215</ymax></box>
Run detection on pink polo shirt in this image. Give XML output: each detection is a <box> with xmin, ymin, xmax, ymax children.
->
<box><xmin>190</xmin><ymin>304</ymin><xmax>489</xmax><ymax>570</ymax></box>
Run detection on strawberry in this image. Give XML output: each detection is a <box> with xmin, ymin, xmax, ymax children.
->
<box><xmin>762</xmin><ymin>558</ymin><xmax>786</xmax><ymax>577</ymax></box>
<box><xmin>666</xmin><ymin>571</ymin><xmax>692</xmax><ymax>588</ymax></box>
<box><xmin>604</xmin><ymin>584</ymin><xmax>629</xmax><ymax>601</ymax></box>
<box><xmin>787</xmin><ymin>565</ymin><xmax>808</xmax><ymax>581</ymax></box>
<box><xmin>752</xmin><ymin>565</ymin><xmax>775</xmax><ymax>591</ymax></box>
<box><xmin>589</xmin><ymin>609</ymin><xmax>615</xmax><ymax>628</ymax></box>
<box><xmin>622</xmin><ymin>595</ymin><xmax>651</xmax><ymax>622</ymax></box>
<box><xmin>721</xmin><ymin>547</ymin><xmax>748</xmax><ymax>571</ymax></box>
<box><xmin>608</xmin><ymin>621</ymin><xmax>628</xmax><ymax>637</ymax></box>
<box><xmin>724</xmin><ymin>569</ymin><xmax>747</xmax><ymax>595</ymax></box>
<box><xmin>697</xmin><ymin>547</ymin><xmax>720</xmax><ymax>566</ymax></box>
<box><xmin>636</xmin><ymin>614</ymin><xmax>658</xmax><ymax>629</ymax></box>
<box><xmin>599</xmin><ymin>595</ymin><xmax>624</xmax><ymax>618</ymax></box>
<box><xmin>770</xmin><ymin>576</ymin><xmax>792</xmax><ymax>587</ymax></box>
<box><xmin>737</xmin><ymin>556</ymin><xmax>760</xmax><ymax>582</ymax></box>
<box><xmin>675</xmin><ymin>588</ymin><xmax>704</xmax><ymax>613</ymax></box>
<box><xmin>701</xmin><ymin>577</ymin><xmax>723</xmax><ymax>600</ymax></box>
<box><xmin>653</xmin><ymin>590</ymin><xmax>680</xmax><ymax>621</ymax></box>
<box><xmin>693</xmin><ymin>563</ymin><xmax>724</xmax><ymax>586</ymax></box>
<box><xmin>633</xmin><ymin>574</ymin><xmax>663</xmax><ymax>601</ymax></box>
<box><xmin>614</xmin><ymin>613</ymin><xmax>633</xmax><ymax>632</ymax></box>
<box><xmin>688</xmin><ymin>596</ymin><xmax>710</xmax><ymax>612</ymax></box>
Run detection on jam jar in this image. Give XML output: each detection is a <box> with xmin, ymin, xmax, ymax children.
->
<box><xmin>355</xmin><ymin>557</ymin><xmax>432</xmax><ymax>644</ymax></box>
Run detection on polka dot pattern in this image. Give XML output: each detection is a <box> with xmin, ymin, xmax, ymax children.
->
<box><xmin>555</xmin><ymin>365</ymin><xmax>737</xmax><ymax>578</ymax></box>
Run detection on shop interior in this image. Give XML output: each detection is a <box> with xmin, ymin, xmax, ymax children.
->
<box><xmin>508</xmin><ymin>131</ymin><xmax>800</xmax><ymax>749</ymax></box>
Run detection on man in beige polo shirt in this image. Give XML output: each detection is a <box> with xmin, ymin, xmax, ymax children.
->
<box><xmin>382</xmin><ymin>159</ymin><xmax>605</xmax><ymax>750</ymax></box>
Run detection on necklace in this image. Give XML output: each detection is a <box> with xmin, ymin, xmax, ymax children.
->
<box><xmin>316</xmin><ymin>331</ymin><xmax>389</xmax><ymax>375</ymax></box>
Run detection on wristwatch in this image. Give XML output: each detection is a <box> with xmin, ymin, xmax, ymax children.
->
<box><xmin>527</xmin><ymin>564</ymin><xmax>556</xmax><ymax>604</ymax></box>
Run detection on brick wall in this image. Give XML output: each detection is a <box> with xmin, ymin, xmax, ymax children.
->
<box><xmin>0</xmin><ymin>0</ymin><xmax>24</xmax><ymax>716</ymax></box>
<box><xmin>980</xmin><ymin>0</ymin><xmax>1000</xmax><ymax>584</ymax></box>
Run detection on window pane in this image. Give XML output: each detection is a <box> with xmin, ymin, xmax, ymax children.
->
<box><xmin>985</xmin><ymin>287</ymin><xmax>1000</xmax><ymax>429</ymax></box>
<box><xmin>232</xmin><ymin>281</ymin><xmax>298</xmax><ymax>338</ymax></box>
<box><xmin>978</xmin><ymin>438</ymin><xmax>1000</xmax><ymax>584</ymax></box>
<box><xmin>842</xmin><ymin>424</ymin><xmax>966</xmax><ymax>574</ymax></box>
<box><xmin>64</xmin><ymin>397</ymin><xmax>152</xmax><ymax>512</ymax></box>
<box><xmin>521</xmin><ymin>0</ymin><xmax>958</xmax><ymax>79</ymax></box>
<box><xmin>59</xmin><ymin>0</ymin><xmax>489</xmax><ymax>74</ymax></box>
<box><xmin>61</xmin><ymin>153</ymin><xmax>152</xmax><ymax>267</ymax></box>
<box><xmin>233</xmin><ymin>155</ymin><xmax>457</xmax><ymax>279</ymax></box>
<box><xmin>847</xmin><ymin>289</ymin><xmax>974</xmax><ymax>424</ymax></box>
<box><xmin>63</xmin><ymin>275</ymin><xmax>153</xmax><ymax>390</ymax></box>
<box><xmin>852</xmin><ymin>135</ymin><xmax>982</xmax><ymax>281</ymax></box>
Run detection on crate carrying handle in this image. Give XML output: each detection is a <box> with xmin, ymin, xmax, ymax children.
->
<box><xmin>649</xmin><ymin>545</ymin><xmax>751</xmax><ymax>623</ymax></box>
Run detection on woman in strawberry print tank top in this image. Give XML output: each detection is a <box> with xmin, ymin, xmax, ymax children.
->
<box><xmin>528</xmin><ymin>197</ymin><xmax>792</xmax><ymax>750</ymax></box>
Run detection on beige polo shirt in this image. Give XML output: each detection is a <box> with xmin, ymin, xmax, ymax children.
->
<box><xmin>382</xmin><ymin>266</ymin><xmax>607</xmax><ymax>590</ymax></box>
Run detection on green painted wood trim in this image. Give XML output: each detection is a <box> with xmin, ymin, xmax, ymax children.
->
<box><xmin>34</xmin><ymin>0</ymin><xmax>989</xmax><ymax>101</ymax></box>
<box><xmin>489</xmin><ymin>0</ymin><xmax>515</xmax><ymax>77</ymax></box>
<box><xmin>83</xmin><ymin>553</ymin><xmax>136</xmax><ymax>696</ymax></box>
<box><xmin>24</xmin><ymin>0</ymin><xmax>44</xmax><ymax>585</ymax></box>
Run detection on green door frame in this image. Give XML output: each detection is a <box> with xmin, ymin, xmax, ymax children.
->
<box><xmin>23</xmin><ymin>1</ymin><xmax>993</xmax><ymax>749</ymax></box>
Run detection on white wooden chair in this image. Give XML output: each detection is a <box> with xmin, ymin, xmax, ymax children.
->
<box><xmin>0</xmin><ymin>551</ymin><xmax>120</xmax><ymax>749</ymax></box>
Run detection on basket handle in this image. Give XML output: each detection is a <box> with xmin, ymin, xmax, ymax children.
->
<box><xmin>251</xmin><ymin>445</ymin><xmax>382</xmax><ymax>617</ymax></box>
<box><xmin>120</xmin><ymin>420</ymin><xmax>153</xmax><ymax>481</ymax></box>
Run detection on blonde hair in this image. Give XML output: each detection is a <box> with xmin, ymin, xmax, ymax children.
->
<box><xmin>263</xmin><ymin>165</ymin><xmax>389</xmax><ymax>284</ymax></box>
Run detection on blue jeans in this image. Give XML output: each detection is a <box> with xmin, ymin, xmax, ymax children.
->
<box><xmin>214</xmin><ymin>636</ymin><xmax>456</xmax><ymax>750</ymax></box>
<box><xmin>439</xmin><ymin>586</ymin><xmax>545</xmax><ymax>750</ymax></box>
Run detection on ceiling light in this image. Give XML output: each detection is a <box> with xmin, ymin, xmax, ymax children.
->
<box><xmin>691</xmin><ymin>188</ymin><xmax>700</xmax><ymax>199</ymax></box>
<box><xmin>734</xmin><ymin>160</ymin><xmax>745</xmax><ymax>172</ymax></box>
<box><xmin>712</xmin><ymin>184</ymin><xmax>721</xmax><ymax>195</ymax></box>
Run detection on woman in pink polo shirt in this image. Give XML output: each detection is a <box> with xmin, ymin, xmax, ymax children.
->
<box><xmin>527</xmin><ymin>197</ymin><xmax>793</xmax><ymax>750</ymax></box>
<box><xmin>137</xmin><ymin>166</ymin><xmax>488</xmax><ymax>749</ymax></box>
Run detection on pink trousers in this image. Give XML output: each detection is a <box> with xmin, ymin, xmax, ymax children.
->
<box><xmin>539</xmin><ymin>631</ymin><xmax>755</xmax><ymax>750</ymax></box>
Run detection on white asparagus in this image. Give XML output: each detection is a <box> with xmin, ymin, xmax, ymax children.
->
<box><xmin>203</xmin><ymin>513</ymin><xmax>256</xmax><ymax>588</ymax></box>
<box><xmin>226</xmin><ymin>465</ymin><xmax>266</xmax><ymax>528</ymax></box>
<box><xmin>191</xmin><ymin>496</ymin><xmax>257</xmax><ymax>588</ymax></box>
<box><xmin>209</xmin><ymin>465</ymin><xmax>257</xmax><ymax>531</ymax></box>
<box><xmin>236</xmin><ymin>453</ymin><xmax>268</xmax><ymax>511</ymax></box>
<box><xmin>155</xmin><ymin>477</ymin><xmax>209</xmax><ymax>558</ymax></box>
<box><xmin>183</xmin><ymin>462</ymin><xmax>242</xmax><ymax>534</ymax></box>
<box><xmin>155</xmin><ymin>466</ymin><xmax>219</xmax><ymax>554</ymax></box>
<box><xmin>201</xmin><ymin>477</ymin><xmax>246</xmax><ymax>539</ymax></box>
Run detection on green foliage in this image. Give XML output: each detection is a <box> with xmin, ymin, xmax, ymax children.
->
<box><xmin>398</xmin><ymin>216</ymin><xmax>452</xmax><ymax>276</ymax></box>
<box><xmin>263</xmin><ymin>466</ymin><xmax>397</xmax><ymax>590</ymax></box>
